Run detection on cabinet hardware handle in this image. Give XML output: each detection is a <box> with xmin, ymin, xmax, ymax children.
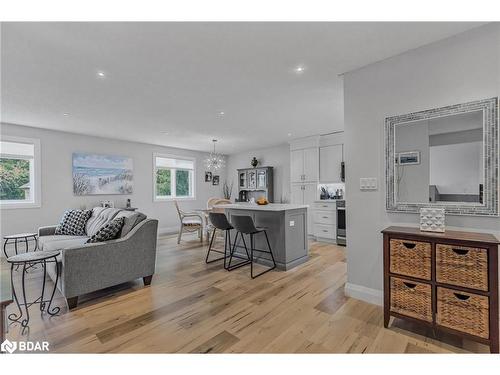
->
<box><xmin>322</xmin><ymin>216</ymin><xmax>328</xmax><ymax>219</ymax></box>
<box><xmin>452</xmin><ymin>248</ymin><xmax>469</xmax><ymax>256</ymax></box>
<box><xmin>402</xmin><ymin>282</ymin><xmax>417</xmax><ymax>289</ymax></box>
<box><xmin>402</xmin><ymin>242</ymin><xmax>416</xmax><ymax>249</ymax></box>
<box><xmin>322</xmin><ymin>230</ymin><xmax>328</xmax><ymax>232</ymax></box>
<box><xmin>453</xmin><ymin>293</ymin><xmax>470</xmax><ymax>301</ymax></box>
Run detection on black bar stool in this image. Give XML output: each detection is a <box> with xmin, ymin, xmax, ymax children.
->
<box><xmin>206</xmin><ymin>212</ymin><xmax>239</xmax><ymax>269</ymax></box>
<box><xmin>229</xmin><ymin>215</ymin><xmax>276</xmax><ymax>279</ymax></box>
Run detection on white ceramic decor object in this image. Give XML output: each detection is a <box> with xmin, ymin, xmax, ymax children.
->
<box><xmin>420</xmin><ymin>207</ymin><xmax>445</xmax><ymax>233</ymax></box>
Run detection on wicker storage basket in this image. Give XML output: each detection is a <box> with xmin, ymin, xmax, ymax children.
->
<box><xmin>436</xmin><ymin>287</ymin><xmax>489</xmax><ymax>339</ymax></box>
<box><xmin>390</xmin><ymin>277</ymin><xmax>432</xmax><ymax>322</ymax></box>
<box><xmin>436</xmin><ymin>244</ymin><xmax>488</xmax><ymax>291</ymax></box>
<box><xmin>390</xmin><ymin>239</ymin><xmax>431</xmax><ymax>280</ymax></box>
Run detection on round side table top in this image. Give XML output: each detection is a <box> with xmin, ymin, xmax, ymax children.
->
<box><xmin>4</xmin><ymin>233</ymin><xmax>38</xmax><ymax>239</ymax></box>
<box><xmin>7</xmin><ymin>250</ymin><xmax>60</xmax><ymax>264</ymax></box>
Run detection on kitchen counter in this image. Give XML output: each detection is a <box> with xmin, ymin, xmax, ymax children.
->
<box><xmin>223</xmin><ymin>203</ymin><xmax>309</xmax><ymax>270</ymax></box>
<box><xmin>220</xmin><ymin>203</ymin><xmax>308</xmax><ymax>211</ymax></box>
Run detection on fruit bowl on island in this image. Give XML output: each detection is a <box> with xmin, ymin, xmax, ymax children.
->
<box><xmin>256</xmin><ymin>197</ymin><xmax>269</xmax><ymax>205</ymax></box>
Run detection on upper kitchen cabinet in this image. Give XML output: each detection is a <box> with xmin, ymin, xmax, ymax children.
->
<box><xmin>319</xmin><ymin>144</ymin><xmax>343</xmax><ymax>183</ymax></box>
<box><xmin>290</xmin><ymin>136</ymin><xmax>320</xmax><ymax>183</ymax></box>
<box><xmin>291</xmin><ymin>148</ymin><xmax>319</xmax><ymax>183</ymax></box>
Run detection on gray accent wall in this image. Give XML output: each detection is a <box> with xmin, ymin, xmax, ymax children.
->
<box><xmin>344</xmin><ymin>24</ymin><xmax>500</xmax><ymax>299</ymax></box>
<box><xmin>0</xmin><ymin>123</ymin><xmax>226</xmax><ymax>244</ymax></box>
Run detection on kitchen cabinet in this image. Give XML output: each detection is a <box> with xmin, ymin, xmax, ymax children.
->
<box><xmin>290</xmin><ymin>147</ymin><xmax>319</xmax><ymax>183</ymax></box>
<box><xmin>319</xmin><ymin>144</ymin><xmax>343</xmax><ymax>183</ymax></box>
<box><xmin>290</xmin><ymin>183</ymin><xmax>317</xmax><ymax>235</ymax></box>
<box><xmin>312</xmin><ymin>201</ymin><xmax>337</xmax><ymax>242</ymax></box>
<box><xmin>237</xmin><ymin>167</ymin><xmax>274</xmax><ymax>202</ymax></box>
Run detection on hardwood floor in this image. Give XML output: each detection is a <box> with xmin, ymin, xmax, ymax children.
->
<box><xmin>1</xmin><ymin>234</ymin><xmax>491</xmax><ymax>353</ymax></box>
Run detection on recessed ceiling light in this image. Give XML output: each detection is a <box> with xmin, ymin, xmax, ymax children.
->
<box><xmin>63</xmin><ymin>113</ymin><xmax>70</xmax><ymax>116</ymax></box>
<box><xmin>294</xmin><ymin>65</ymin><xmax>306</xmax><ymax>74</ymax></box>
<box><xmin>96</xmin><ymin>70</ymin><xmax>106</xmax><ymax>78</ymax></box>
<box><xmin>287</xmin><ymin>133</ymin><xmax>292</xmax><ymax>137</ymax></box>
<box><xmin>218</xmin><ymin>111</ymin><xmax>225</xmax><ymax>116</ymax></box>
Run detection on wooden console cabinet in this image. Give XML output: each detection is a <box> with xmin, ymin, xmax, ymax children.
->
<box><xmin>382</xmin><ymin>226</ymin><xmax>499</xmax><ymax>353</ymax></box>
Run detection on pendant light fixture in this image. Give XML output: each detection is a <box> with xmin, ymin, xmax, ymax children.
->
<box><xmin>204</xmin><ymin>139</ymin><xmax>225</xmax><ymax>171</ymax></box>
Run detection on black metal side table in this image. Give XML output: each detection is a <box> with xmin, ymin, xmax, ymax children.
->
<box><xmin>3</xmin><ymin>233</ymin><xmax>38</xmax><ymax>258</ymax></box>
<box><xmin>7</xmin><ymin>250</ymin><xmax>61</xmax><ymax>332</ymax></box>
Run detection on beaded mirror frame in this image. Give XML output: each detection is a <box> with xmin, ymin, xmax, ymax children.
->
<box><xmin>385</xmin><ymin>97</ymin><xmax>498</xmax><ymax>216</ymax></box>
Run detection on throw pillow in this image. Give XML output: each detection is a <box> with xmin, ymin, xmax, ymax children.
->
<box><xmin>86</xmin><ymin>217</ymin><xmax>125</xmax><ymax>243</ymax></box>
<box><xmin>55</xmin><ymin>209</ymin><xmax>92</xmax><ymax>236</ymax></box>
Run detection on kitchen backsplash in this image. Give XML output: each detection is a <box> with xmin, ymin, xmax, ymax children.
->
<box><xmin>319</xmin><ymin>183</ymin><xmax>345</xmax><ymax>200</ymax></box>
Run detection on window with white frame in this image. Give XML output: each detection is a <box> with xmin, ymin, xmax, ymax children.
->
<box><xmin>0</xmin><ymin>136</ymin><xmax>41</xmax><ymax>208</ymax></box>
<box><xmin>154</xmin><ymin>154</ymin><xmax>195</xmax><ymax>200</ymax></box>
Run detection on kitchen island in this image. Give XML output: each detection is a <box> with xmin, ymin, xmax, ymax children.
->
<box><xmin>221</xmin><ymin>203</ymin><xmax>309</xmax><ymax>270</ymax></box>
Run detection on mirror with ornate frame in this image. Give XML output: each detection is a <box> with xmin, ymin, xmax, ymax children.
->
<box><xmin>385</xmin><ymin>97</ymin><xmax>498</xmax><ymax>216</ymax></box>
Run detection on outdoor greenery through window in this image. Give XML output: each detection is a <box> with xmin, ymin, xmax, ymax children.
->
<box><xmin>154</xmin><ymin>155</ymin><xmax>195</xmax><ymax>200</ymax></box>
<box><xmin>0</xmin><ymin>138</ymin><xmax>37</xmax><ymax>206</ymax></box>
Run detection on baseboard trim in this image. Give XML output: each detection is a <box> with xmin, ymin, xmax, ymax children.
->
<box><xmin>344</xmin><ymin>282</ymin><xmax>383</xmax><ymax>306</ymax></box>
<box><xmin>158</xmin><ymin>226</ymin><xmax>179</xmax><ymax>236</ymax></box>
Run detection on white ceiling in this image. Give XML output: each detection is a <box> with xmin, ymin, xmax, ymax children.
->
<box><xmin>0</xmin><ymin>22</ymin><xmax>485</xmax><ymax>154</ymax></box>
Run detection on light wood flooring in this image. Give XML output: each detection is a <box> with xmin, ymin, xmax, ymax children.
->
<box><xmin>1</xmin><ymin>234</ymin><xmax>491</xmax><ymax>353</ymax></box>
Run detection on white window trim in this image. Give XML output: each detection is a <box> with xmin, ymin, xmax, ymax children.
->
<box><xmin>0</xmin><ymin>135</ymin><xmax>42</xmax><ymax>209</ymax></box>
<box><xmin>152</xmin><ymin>152</ymin><xmax>196</xmax><ymax>202</ymax></box>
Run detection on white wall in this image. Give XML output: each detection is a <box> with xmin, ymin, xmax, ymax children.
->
<box><xmin>344</xmin><ymin>23</ymin><xmax>500</xmax><ymax>302</ymax></box>
<box><xmin>0</xmin><ymin>123</ymin><xmax>226</xmax><ymax>243</ymax></box>
<box><xmin>226</xmin><ymin>143</ymin><xmax>291</xmax><ymax>203</ymax></box>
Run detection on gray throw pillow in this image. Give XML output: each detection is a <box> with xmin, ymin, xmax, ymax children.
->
<box><xmin>55</xmin><ymin>209</ymin><xmax>92</xmax><ymax>236</ymax></box>
<box><xmin>86</xmin><ymin>217</ymin><xmax>125</xmax><ymax>243</ymax></box>
<box><xmin>119</xmin><ymin>212</ymin><xmax>147</xmax><ymax>237</ymax></box>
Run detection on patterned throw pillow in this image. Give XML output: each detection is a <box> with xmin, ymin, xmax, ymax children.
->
<box><xmin>55</xmin><ymin>209</ymin><xmax>92</xmax><ymax>236</ymax></box>
<box><xmin>86</xmin><ymin>217</ymin><xmax>125</xmax><ymax>243</ymax></box>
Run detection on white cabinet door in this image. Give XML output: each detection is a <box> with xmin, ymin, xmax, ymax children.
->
<box><xmin>319</xmin><ymin>144</ymin><xmax>343</xmax><ymax>182</ymax></box>
<box><xmin>290</xmin><ymin>184</ymin><xmax>304</xmax><ymax>204</ymax></box>
<box><xmin>303</xmin><ymin>183</ymin><xmax>317</xmax><ymax>235</ymax></box>
<box><xmin>303</xmin><ymin>147</ymin><xmax>319</xmax><ymax>182</ymax></box>
<box><xmin>290</xmin><ymin>150</ymin><xmax>304</xmax><ymax>183</ymax></box>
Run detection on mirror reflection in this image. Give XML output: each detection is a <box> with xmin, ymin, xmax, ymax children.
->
<box><xmin>394</xmin><ymin>110</ymin><xmax>483</xmax><ymax>204</ymax></box>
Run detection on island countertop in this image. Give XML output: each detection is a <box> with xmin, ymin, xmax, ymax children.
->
<box><xmin>218</xmin><ymin>203</ymin><xmax>308</xmax><ymax>211</ymax></box>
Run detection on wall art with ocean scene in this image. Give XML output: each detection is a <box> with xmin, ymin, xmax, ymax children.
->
<box><xmin>72</xmin><ymin>153</ymin><xmax>133</xmax><ymax>195</ymax></box>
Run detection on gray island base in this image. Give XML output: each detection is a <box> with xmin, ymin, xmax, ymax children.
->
<box><xmin>222</xmin><ymin>203</ymin><xmax>309</xmax><ymax>271</ymax></box>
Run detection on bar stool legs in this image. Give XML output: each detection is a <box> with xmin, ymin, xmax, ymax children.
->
<box><xmin>227</xmin><ymin>232</ymin><xmax>252</xmax><ymax>271</ymax></box>
<box><xmin>249</xmin><ymin>230</ymin><xmax>276</xmax><ymax>279</ymax></box>
<box><xmin>205</xmin><ymin>228</ymin><xmax>229</xmax><ymax>266</ymax></box>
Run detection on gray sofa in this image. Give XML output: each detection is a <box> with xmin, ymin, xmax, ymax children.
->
<box><xmin>38</xmin><ymin>207</ymin><xmax>158</xmax><ymax>309</ymax></box>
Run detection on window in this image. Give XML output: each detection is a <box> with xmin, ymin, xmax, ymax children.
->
<box><xmin>0</xmin><ymin>136</ymin><xmax>41</xmax><ymax>208</ymax></box>
<box><xmin>153</xmin><ymin>154</ymin><xmax>195</xmax><ymax>200</ymax></box>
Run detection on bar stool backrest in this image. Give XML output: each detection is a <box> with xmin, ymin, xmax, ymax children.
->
<box><xmin>231</xmin><ymin>215</ymin><xmax>258</xmax><ymax>234</ymax></box>
<box><xmin>208</xmin><ymin>212</ymin><xmax>233</xmax><ymax>231</ymax></box>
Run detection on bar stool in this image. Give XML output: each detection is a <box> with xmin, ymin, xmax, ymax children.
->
<box><xmin>206</xmin><ymin>212</ymin><xmax>237</xmax><ymax>269</ymax></box>
<box><xmin>229</xmin><ymin>215</ymin><xmax>276</xmax><ymax>279</ymax></box>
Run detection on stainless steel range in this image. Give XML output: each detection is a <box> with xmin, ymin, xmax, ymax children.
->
<box><xmin>336</xmin><ymin>200</ymin><xmax>346</xmax><ymax>246</ymax></box>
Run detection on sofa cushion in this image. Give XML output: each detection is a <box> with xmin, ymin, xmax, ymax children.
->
<box><xmin>55</xmin><ymin>209</ymin><xmax>92</xmax><ymax>236</ymax></box>
<box><xmin>87</xmin><ymin>217</ymin><xmax>125</xmax><ymax>243</ymax></box>
<box><xmin>86</xmin><ymin>207</ymin><xmax>121</xmax><ymax>237</ymax></box>
<box><xmin>40</xmin><ymin>236</ymin><xmax>89</xmax><ymax>252</ymax></box>
<box><xmin>114</xmin><ymin>211</ymin><xmax>147</xmax><ymax>237</ymax></box>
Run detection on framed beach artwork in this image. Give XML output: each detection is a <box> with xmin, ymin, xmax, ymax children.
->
<box><xmin>73</xmin><ymin>152</ymin><xmax>133</xmax><ymax>195</ymax></box>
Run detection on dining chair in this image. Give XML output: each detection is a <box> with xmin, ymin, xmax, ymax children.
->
<box><xmin>174</xmin><ymin>200</ymin><xmax>203</xmax><ymax>244</ymax></box>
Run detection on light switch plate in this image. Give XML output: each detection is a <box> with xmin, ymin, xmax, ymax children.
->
<box><xmin>289</xmin><ymin>220</ymin><xmax>295</xmax><ymax>227</ymax></box>
<box><xmin>360</xmin><ymin>177</ymin><xmax>378</xmax><ymax>190</ymax></box>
